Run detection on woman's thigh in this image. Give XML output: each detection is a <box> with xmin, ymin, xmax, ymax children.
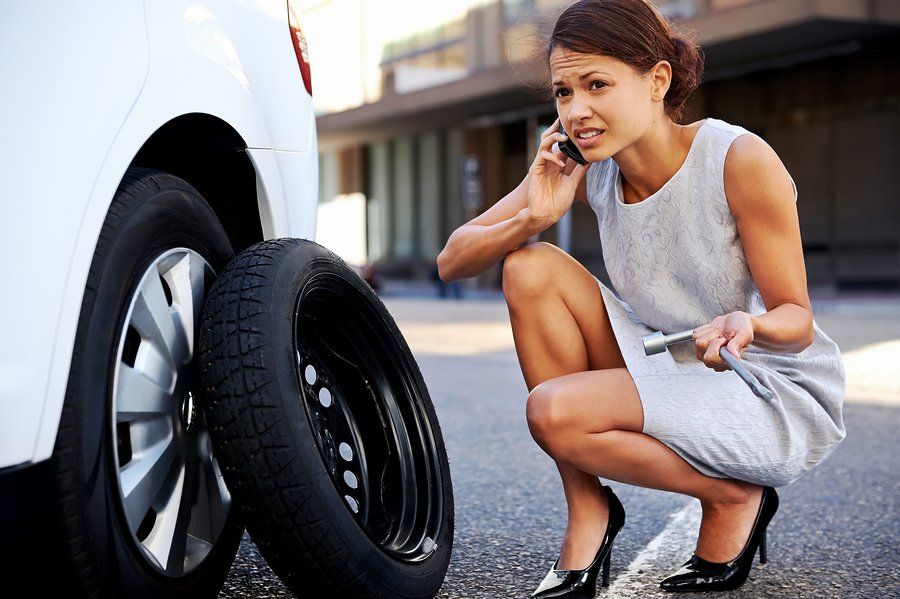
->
<box><xmin>502</xmin><ymin>241</ymin><xmax>626</xmax><ymax>371</ymax></box>
<box><xmin>526</xmin><ymin>368</ymin><xmax>645</xmax><ymax>451</ymax></box>
<box><xmin>503</xmin><ymin>243</ymin><xmax>645</xmax><ymax>440</ymax></box>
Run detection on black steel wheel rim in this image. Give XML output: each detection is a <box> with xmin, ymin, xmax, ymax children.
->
<box><xmin>292</xmin><ymin>269</ymin><xmax>444</xmax><ymax>563</ymax></box>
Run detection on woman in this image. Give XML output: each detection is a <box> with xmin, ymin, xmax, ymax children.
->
<box><xmin>436</xmin><ymin>0</ymin><xmax>846</xmax><ymax>595</ymax></box>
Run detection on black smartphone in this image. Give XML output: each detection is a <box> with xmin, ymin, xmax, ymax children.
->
<box><xmin>557</xmin><ymin>123</ymin><xmax>587</xmax><ymax>166</ymax></box>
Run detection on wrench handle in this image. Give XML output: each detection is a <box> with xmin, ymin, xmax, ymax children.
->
<box><xmin>719</xmin><ymin>347</ymin><xmax>774</xmax><ymax>402</ymax></box>
<box><xmin>664</xmin><ymin>329</ymin><xmax>694</xmax><ymax>346</ymax></box>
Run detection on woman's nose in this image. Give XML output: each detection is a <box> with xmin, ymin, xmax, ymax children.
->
<box><xmin>568</xmin><ymin>95</ymin><xmax>592</xmax><ymax>123</ymax></box>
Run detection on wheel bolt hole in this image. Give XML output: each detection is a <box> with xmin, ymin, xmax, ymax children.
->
<box><xmin>318</xmin><ymin>387</ymin><xmax>332</xmax><ymax>407</ymax></box>
<box><xmin>339</xmin><ymin>442</ymin><xmax>353</xmax><ymax>461</ymax></box>
<box><xmin>344</xmin><ymin>495</ymin><xmax>359</xmax><ymax>513</ymax></box>
<box><xmin>343</xmin><ymin>470</ymin><xmax>358</xmax><ymax>489</ymax></box>
<box><xmin>304</xmin><ymin>363</ymin><xmax>317</xmax><ymax>385</ymax></box>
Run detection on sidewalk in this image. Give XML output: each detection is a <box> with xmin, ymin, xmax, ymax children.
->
<box><xmin>379</xmin><ymin>278</ymin><xmax>900</xmax><ymax>406</ymax></box>
<box><xmin>377</xmin><ymin>278</ymin><xmax>504</xmax><ymax>301</ymax></box>
<box><xmin>377</xmin><ymin>277</ymin><xmax>900</xmax><ymax>314</ymax></box>
<box><xmin>808</xmin><ymin>292</ymin><xmax>900</xmax><ymax>316</ymax></box>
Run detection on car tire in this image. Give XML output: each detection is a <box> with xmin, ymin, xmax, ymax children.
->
<box><xmin>48</xmin><ymin>167</ymin><xmax>244</xmax><ymax>597</ymax></box>
<box><xmin>199</xmin><ymin>238</ymin><xmax>454</xmax><ymax>599</ymax></box>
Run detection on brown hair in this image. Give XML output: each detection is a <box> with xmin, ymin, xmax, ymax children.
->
<box><xmin>544</xmin><ymin>0</ymin><xmax>704</xmax><ymax>123</ymax></box>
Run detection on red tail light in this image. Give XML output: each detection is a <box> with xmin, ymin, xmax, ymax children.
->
<box><xmin>287</xmin><ymin>0</ymin><xmax>312</xmax><ymax>96</ymax></box>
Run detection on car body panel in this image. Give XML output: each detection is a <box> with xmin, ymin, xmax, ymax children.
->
<box><xmin>0</xmin><ymin>0</ymin><xmax>318</xmax><ymax>467</ymax></box>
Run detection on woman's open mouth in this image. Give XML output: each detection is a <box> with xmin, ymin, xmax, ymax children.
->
<box><xmin>574</xmin><ymin>129</ymin><xmax>605</xmax><ymax>149</ymax></box>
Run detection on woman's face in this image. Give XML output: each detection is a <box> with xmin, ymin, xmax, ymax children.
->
<box><xmin>549</xmin><ymin>46</ymin><xmax>670</xmax><ymax>162</ymax></box>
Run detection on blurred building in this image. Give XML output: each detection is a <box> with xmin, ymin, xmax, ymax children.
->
<box><xmin>302</xmin><ymin>0</ymin><xmax>900</xmax><ymax>293</ymax></box>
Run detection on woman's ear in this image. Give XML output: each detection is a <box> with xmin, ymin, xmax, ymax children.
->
<box><xmin>649</xmin><ymin>60</ymin><xmax>672</xmax><ymax>103</ymax></box>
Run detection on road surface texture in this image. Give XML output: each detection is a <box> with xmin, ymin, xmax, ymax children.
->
<box><xmin>220</xmin><ymin>290</ymin><xmax>900</xmax><ymax>598</ymax></box>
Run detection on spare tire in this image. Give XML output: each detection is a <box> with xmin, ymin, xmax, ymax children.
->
<box><xmin>199</xmin><ymin>239</ymin><xmax>453</xmax><ymax>598</ymax></box>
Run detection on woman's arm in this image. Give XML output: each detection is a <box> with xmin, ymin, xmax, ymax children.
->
<box><xmin>436</xmin><ymin>175</ymin><xmax>553</xmax><ymax>282</ymax></box>
<box><xmin>438</xmin><ymin>119</ymin><xmax>590</xmax><ymax>282</ymax></box>
<box><xmin>724</xmin><ymin>133</ymin><xmax>814</xmax><ymax>353</ymax></box>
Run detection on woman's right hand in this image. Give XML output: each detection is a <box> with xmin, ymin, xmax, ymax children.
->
<box><xmin>525</xmin><ymin>116</ymin><xmax>589</xmax><ymax>227</ymax></box>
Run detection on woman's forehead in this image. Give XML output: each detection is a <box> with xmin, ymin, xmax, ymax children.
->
<box><xmin>549</xmin><ymin>48</ymin><xmax>624</xmax><ymax>77</ymax></box>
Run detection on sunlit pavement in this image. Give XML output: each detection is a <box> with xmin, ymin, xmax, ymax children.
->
<box><xmin>220</xmin><ymin>288</ymin><xmax>900</xmax><ymax>598</ymax></box>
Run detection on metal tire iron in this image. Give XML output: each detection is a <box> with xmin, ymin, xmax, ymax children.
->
<box><xmin>641</xmin><ymin>329</ymin><xmax>774</xmax><ymax>402</ymax></box>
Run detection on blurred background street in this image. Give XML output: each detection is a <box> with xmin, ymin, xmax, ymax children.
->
<box><xmin>302</xmin><ymin>0</ymin><xmax>900</xmax><ymax>299</ymax></box>
<box><xmin>220</xmin><ymin>287</ymin><xmax>900</xmax><ymax>598</ymax></box>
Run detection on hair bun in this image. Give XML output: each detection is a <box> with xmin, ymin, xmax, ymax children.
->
<box><xmin>664</xmin><ymin>33</ymin><xmax>704</xmax><ymax>120</ymax></box>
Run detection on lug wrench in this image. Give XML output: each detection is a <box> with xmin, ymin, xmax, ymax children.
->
<box><xmin>641</xmin><ymin>329</ymin><xmax>774</xmax><ymax>402</ymax></box>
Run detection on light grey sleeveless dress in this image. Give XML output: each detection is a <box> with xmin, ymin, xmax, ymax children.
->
<box><xmin>585</xmin><ymin>117</ymin><xmax>846</xmax><ymax>487</ymax></box>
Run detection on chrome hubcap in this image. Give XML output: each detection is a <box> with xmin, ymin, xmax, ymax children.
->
<box><xmin>111</xmin><ymin>248</ymin><xmax>230</xmax><ymax>576</ymax></box>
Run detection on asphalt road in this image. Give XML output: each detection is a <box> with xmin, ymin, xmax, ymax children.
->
<box><xmin>219</xmin><ymin>296</ymin><xmax>900</xmax><ymax>598</ymax></box>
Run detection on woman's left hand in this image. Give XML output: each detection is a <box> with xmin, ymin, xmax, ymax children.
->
<box><xmin>692</xmin><ymin>311</ymin><xmax>754</xmax><ymax>372</ymax></box>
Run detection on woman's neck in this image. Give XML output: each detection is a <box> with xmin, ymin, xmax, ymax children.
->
<box><xmin>613</xmin><ymin>119</ymin><xmax>705</xmax><ymax>205</ymax></box>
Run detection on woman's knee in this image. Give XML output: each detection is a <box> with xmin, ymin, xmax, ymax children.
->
<box><xmin>525</xmin><ymin>385</ymin><xmax>560</xmax><ymax>452</ymax></box>
<box><xmin>525</xmin><ymin>382</ymin><xmax>594</xmax><ymax>456</ymax></box>
<box><xmin>502</xmin><ymin>241</ymin><xmax>557</xmax><ymax>302</ymax></box>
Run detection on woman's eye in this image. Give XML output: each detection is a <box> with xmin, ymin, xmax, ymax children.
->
<box><xmin>554</xmin><ymin>81</ymin><xmax>606</xmax><ymax>98</ymax></box>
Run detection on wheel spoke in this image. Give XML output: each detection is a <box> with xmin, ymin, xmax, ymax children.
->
<box><xmin>119</xmin><ymin>434</ymin><xmax>178</xmax><ymax>531</ymax></box>
<box><xmin>131</xmin><ymin>269</ymin><xmax>187</xmax><ymax>368</ymax></box>
<box><xmin>165</xmin><ymin>456</ymin><xmax>199</xmax><ymax>575</ymax></box>
<box><xmin>116</xmin><ymin>364</ymin><xmax>173</xmax><ymax>422</ymax></box>
<box><xmin>200</xmin><ymin>440</ymin><xmax>230</xmax><ymax>543</ymax></box>
<box><xmin>184</xmin><ymin>536</ymin><xmax>214</xmax><ymax>573</ymax></box>
<box><xmin>162</xmin><ymin>252</ymin><xmax>205</xmax><ymax>362</ymax></box>
<box><xmin>187</xmin><ymin>251</ymin><xmax>207</xmax><ymax>340</ymax></box>
<box><xmin>142</xmin><ymin>462</ymin><xmax>186</xmax><ymax>573</ymax></box>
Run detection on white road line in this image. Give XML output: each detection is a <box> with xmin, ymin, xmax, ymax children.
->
<box><xmin>606</xmin><ymin>500</ymin><xmax>701</xmax><ymax>597</ymax></box>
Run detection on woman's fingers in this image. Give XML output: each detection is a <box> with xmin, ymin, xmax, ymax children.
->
<box><xmin>540</xmin><ymin>118</ymin><xmax>561</xmax><ymax>145</ymax></box>
<box><xmin>703</xmin><ymin>336</ymin><xmax>729</xmax><ymax>371</ymax></box>
<box><xmin>692</xmin><ymin>325</ymin><xmax>713</xmax><ymax>341</ymax></box>
<box><xmin>694</xmin><ymin>313</ymin><xmax>749</xmax><ymax>371</ymax></box>
<box><xmin>536</xmin><ymin>117</ymin><xmax>577</xmax><ymax>170</ymax></box>
<box><xmin>694</xmin><ymin>328</ymin><xmax>724</xmax><ymax>361</ymax></box>
<box><xmin>539</xmin><ymin>150</ymin><xmax>566</xmax><ymax>169</ymax></box>
<box><xmin>542</xmin><ymin>132</ymin><xmax>569</xmax><ymax>154</ymax></box>
<box><xmin>532</xmin><ymin>131</ymin><xmax>569</xmax><ymax>171</ymax></box>
<box><xmin>541</xmin><ymin>116</ymin><xmax>560</xmax><ymax>138</ymax></box>
<box><xmin>534</xmin><ymin>117</ymin><xmax>586</xmax><ymax>177</ymax></box>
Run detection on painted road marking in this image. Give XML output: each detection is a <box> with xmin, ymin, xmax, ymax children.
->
<box><xmin>607</xmin><ymin>500</ymin><xmax>700</xmax><ymax>597</ymax></box>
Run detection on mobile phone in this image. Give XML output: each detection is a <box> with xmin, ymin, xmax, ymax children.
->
<box><xmin>556</xmin><ymin>123</ymin><xmax>587</xmax><ymax>166</ymax></box>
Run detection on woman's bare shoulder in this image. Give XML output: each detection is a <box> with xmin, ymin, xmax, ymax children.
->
<box><xmin>723</xmin><ymin>133</ymin><xmax>794</xmax><ymax>217</ymax></box>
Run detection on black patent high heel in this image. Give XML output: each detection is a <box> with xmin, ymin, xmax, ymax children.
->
<box><xmin>530</xmin><ymin>481</ymin><xmax>626</xmax><ymax>598</ymax></box>
<box><xmin>659</xmin><ymin>486</ymin><xmax>779</xmax><ymax>593</ymax></box>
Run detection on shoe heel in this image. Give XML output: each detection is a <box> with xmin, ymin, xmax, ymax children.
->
<box><xmin>601</xmin><ymin>549</ymin><xmax>612</xmax><ymax>587</ymax></box>
<box><xmin>758</xmin><ymin>531</ymin><xmax>767</xmax><ymax>564</ymax></box>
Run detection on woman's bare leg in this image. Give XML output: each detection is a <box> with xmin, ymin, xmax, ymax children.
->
<box><xmin>502</xmin><ymin>243</ymin><xmax>763</xmax><ymax>569</ymax></box>
<box><xmin>526</xmin><ymin>370</ymin><xmax>764</xmax><ymax>566</ymax></box>
<box><xmin>504</xmin><ymin>249</ymin><xmax>618</xmax><ymax>571</ymax></box>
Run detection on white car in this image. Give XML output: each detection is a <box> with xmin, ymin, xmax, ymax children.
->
<box><xmin>0</xmin><ymin>3</ymin><xmax>453</xmax><ymax>597</ymax></box>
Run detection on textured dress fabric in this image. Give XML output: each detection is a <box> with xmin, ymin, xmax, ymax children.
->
<box><xmin>584</xmin><ymin>117</ymin><xmax>846</xmax><ymax>487</ymax></box>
